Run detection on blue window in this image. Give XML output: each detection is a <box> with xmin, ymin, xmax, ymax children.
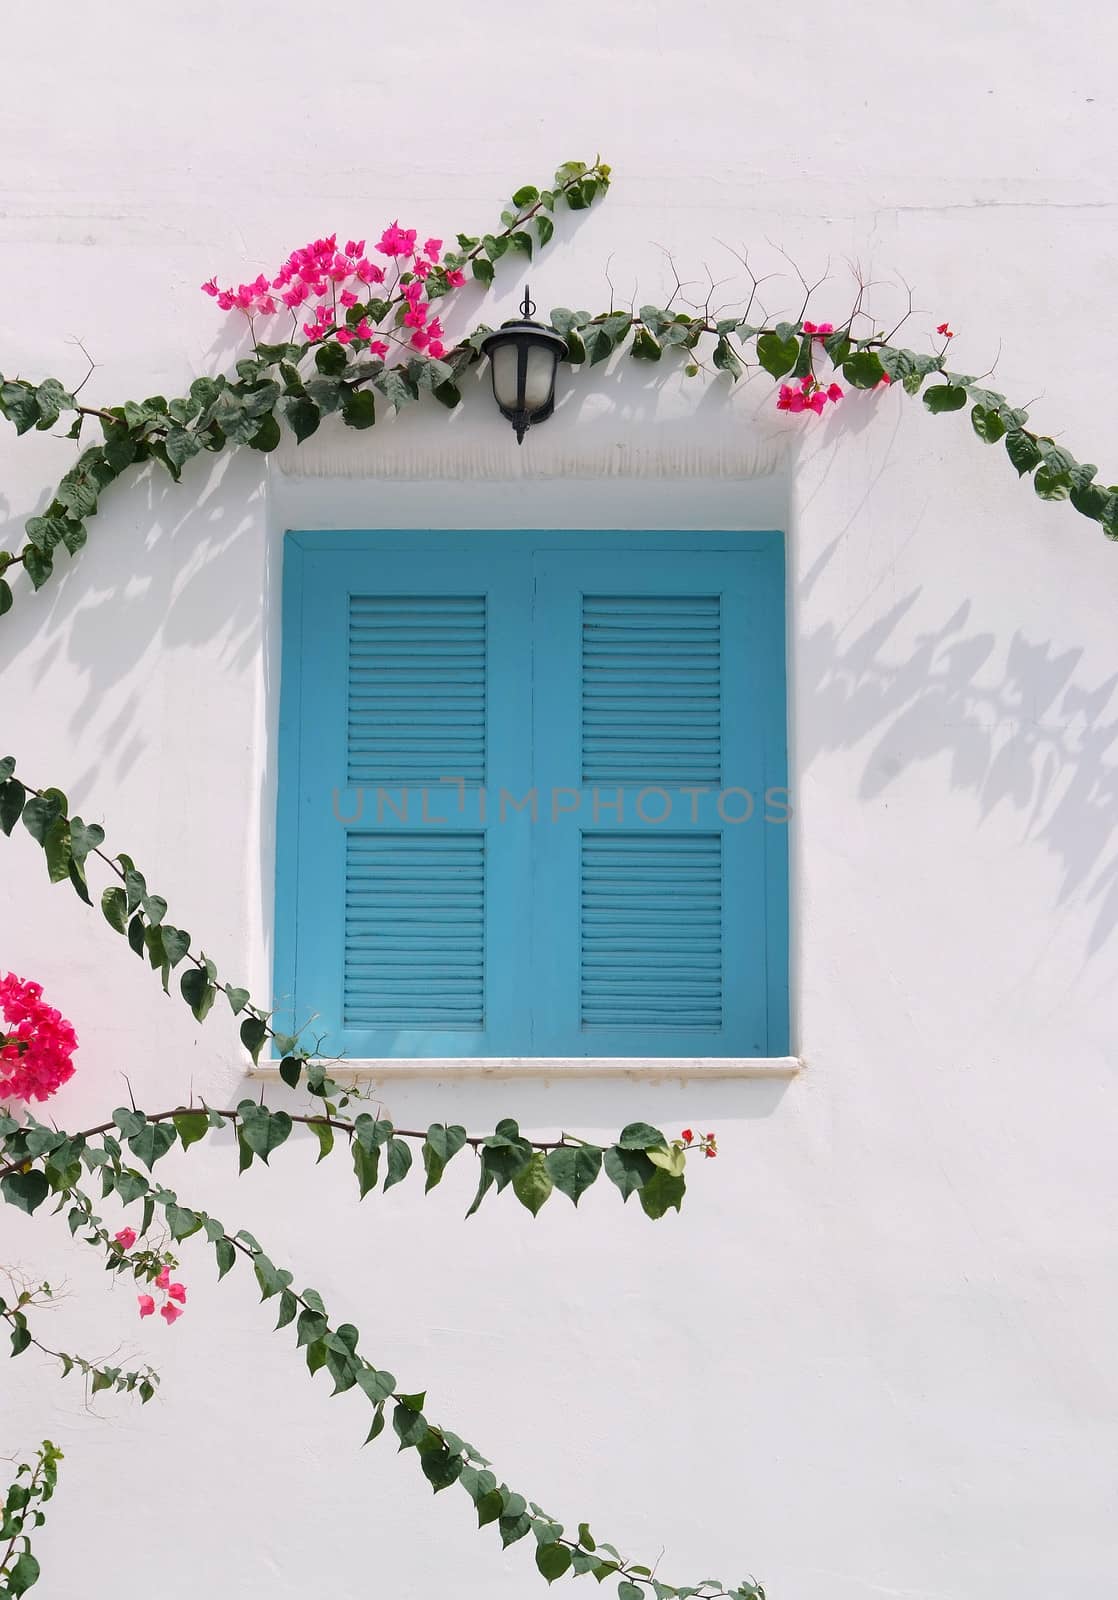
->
<box><xmin>275</xmin><ymin>530</ymin><xmax>788</xmax><ymax>1059</ymax></box>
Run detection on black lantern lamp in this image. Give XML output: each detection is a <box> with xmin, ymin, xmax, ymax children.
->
<box><xmin>480</xmin><ymin>286</ymin><xmax>567</xmax><ymax>443</ymax></box>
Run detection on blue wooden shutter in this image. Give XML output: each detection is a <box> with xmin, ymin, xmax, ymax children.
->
<box><xmin>276</xmin><ymin>536</ymin><xmax>534</xmax><ymax>1058</ymax></box>
<box><xmin>276</xmin><ymin>531</ymin><xmax>787</xmax><ymax>1060</ymax></box>
<box><xmin>531</xmin><ymin>541</ymin><xmax>787</xmax><ymax>1057</ymax></box>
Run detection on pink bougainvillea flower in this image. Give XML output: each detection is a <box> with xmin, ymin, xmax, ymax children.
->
<box><xmin>403</xmin><ymin>305</ymin><xmax>428</xmax><ymax>329</ymax></box>
<box><xmin>401</xmin><ymin>278</ymin><xmax>426</xmax><ymax>305</ymax></box>
<box><xmin>367</xmin><ymin>340</ymin><xmax>390</xmax><ymax>358</ymax></box>
<box><xmin>776</xmin><ymin>375</ymin><xmax>841</xmax><ymax>417</ymax></box>
<box><xmin>155</xmin><ymin>1265</ymin><xmax>172</xmax><ymax>1291</ymax></box>
<box><xmin>355</xmin><ymin>318</ymin><xmax>374</xmax><ymax>341</ymax></box>
<box><xmin>167</xmin><ymin>1282</ymin><xmax>187</xmax><ymax>1304</ymax></box>
<box><xmin>827</xmin><ymin>383</ymin><xmax>843</xmax><ymax>402</ymax></box>
<box><xmin>200</xmin><ymin>277</ymin><xmax>219</xmax><ymax>297</ymax></box>
<box><xmin>375</xmin><ymin>221</ymin><xmax>418</xmax><ymax>258</ymax></box>
<box><xmin>445</xmin><ymin>268</ymin><xmax>467</xmax><ymax>288</ymax></box>
<box><xmin>356</xmin><ymin>259</ymin><xmax>385</xmax><ymax>285</ymax></box>
<box><xmin>411</xmin><ymin>257</ymin><xmax>432</xmax><ymax>280</ymax></box>
<box><xmin>345</xmin><ymin>239</ymin><xmax>366</xmax><ymax>259</ymax></box>
<box><xmin>335</xmin><ymin>327</ymin><xmax>353</xmax><ymax>344</ymax></box>
<box><xmin>0</xmin><ymin>973</ymin><xmax>77</xmax><ymax>1102</ymax></box>
<box><xmin>137</xmin><ymin>1295</ymin><xmax>156</xmax><ymax>1318</ymax></box>
<box><xmin>427</xmin><ymin>340</ymin><xmax>446</xmax><ymax>358</ymax></box>
<box><xmin>423</xmin><ymin>237</ymin><xmax>442</xmax><ymax>262</ymax></box>
<box><xmin>802</xmin><ymin>321</ymin><xmax>834</xmax><ymax>337</ymax></box>
<box><xmin>114</xmin><ymin>1227</ymin><xmax>137</xmax><ymax>1251</ymax></box>
<box><xmin>339</xmin><ymin>289</ymin><xmax>359</xmax><ymax>309</ymax></box>
<box><xmin>681</xmin><ymin>1128</ymin><xmax>694</xmax><ymax>1143</ymax></box>
<box><xmin>936</xmin><ymin>322</ymin><xmax>954</xmax><ymax>337</ymax></box>
<box><xmin>160</xmin><ymin>1302</ymin><xmax>185</xmax><ymax>1325</ymax></box>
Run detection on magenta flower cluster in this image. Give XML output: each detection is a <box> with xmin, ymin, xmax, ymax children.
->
<box><xmin>202</xmin><ymin>222</ymin><xmax>468</xmax><ymax>360</ymax></box>
<box><xmin>0</xmin><ymin>972</ymin><xmax>77</xmax><ymax>1102</ymax></box>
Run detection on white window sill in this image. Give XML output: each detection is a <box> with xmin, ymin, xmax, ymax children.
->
<box><xmin>250</xmin><ymin>1056</ymin><xmax>802</xmax><ymax>1082</ymax></box>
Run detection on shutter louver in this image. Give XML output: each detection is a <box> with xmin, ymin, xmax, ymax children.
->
<box><xmin>581</xmin><ymin>594</ymin><xmax>722</xmax><ymax>785</ymax></box>
<box><xmin>343</xmin><ymin>832</ymin><xmax>485</xmax><ymax>1029</ymax></box>
<box><xmin>347</xmin><ymin>594</ymin><xmax>486</xmax><ymax>786</ymax></box>
<box><xmin>580</xmin><ymin>833</ymin><xmax>723</xmax><ymax>1029</ymax></box>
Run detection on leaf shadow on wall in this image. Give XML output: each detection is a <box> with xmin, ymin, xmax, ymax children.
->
<box><xmin>798</xmin><ymin>575</ymin><xmax>1118</xmax><ymax>957</ymax></box>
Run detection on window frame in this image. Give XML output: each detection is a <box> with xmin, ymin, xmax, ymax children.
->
<box><xmin>273</xmin><ymin>528</ymin><xmax>791</xmax><ymax>1069</ymax></box>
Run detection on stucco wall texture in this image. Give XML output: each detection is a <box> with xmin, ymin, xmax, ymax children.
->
<box><xmin>2</xmin><ymin>4</ymin><xmax>1118</xmax><ymax>1596</ymax></box>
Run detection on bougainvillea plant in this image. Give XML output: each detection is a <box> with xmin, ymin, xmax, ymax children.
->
<box><xmin>1</xmin><ymin>155</ymin><xmax>1116</xmax><ymax>626</ymax></box>
<box><xmin>3</xmin><ymin>149</ymin><xmax>1099</xmax><ymax>1596</ymax></box>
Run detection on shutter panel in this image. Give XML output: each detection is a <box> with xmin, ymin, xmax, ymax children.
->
<box><xmin>581</xmin><ymin>595</ymin><xmax>722</xmax><ymax>786</ymax></box>
<box><xmin>343</xmin><ymin>831</ymin><xmax>485</xmax><ymax>1029</ymax></box>
<box><xmin>532</xmin><ymin>541</ymin><xmax>787</xmax><ymax>1058</ymax></box>
<box><xmin>278</xmin><ymin>537</ymin><xmax>534</xmax><ymax>1058</ymax></box>
<box><xmin>347</xmin><ymin>594</ymin><xmax>486</xmax><ymax>786</ymax></box>
<box><xmin>580</xmin><ymin>832</ymin><xmax>723</xmax><ymax>1029</ymax></box>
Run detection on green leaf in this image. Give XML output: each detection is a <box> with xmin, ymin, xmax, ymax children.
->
<box><xmin>1</xmin><ymin>1171</ymin><xmax>49</xmax><ymax>1215</ymax></box>
<box><xmin>0</xmin><ymin>380</ymin><xmax>41</xmax><ymax>434</ymax></box>
<box><xmin>1006</xmin><ymin>430</ymin><xmax>1043</xmax><ymax>477</ymax></box>
<box><xmin>423</xmin><ymin>1123</ymin><xmax>468</xmax><ymax>1191</ymax></box>
<box><xmin>21</xmin><ymin>790</ymin><xmax>62</xmax><ymax>846</ymax></box>
<box><xmin>841</xmin><ymin>350</ymin><xmax>886</xmax><ymax>389</ymax></box>
<box><xmin>8</xmin><ymin>1551</ymin><xmax>40</xmax><ymax>1596</ymax></box>
<box><xmin>166</xmin><ymin>1203</ymin><xmax>201</xmax><ymax>1241</ymax></box>
<box><xmin>353</xmin><ymin>1138</ymin><xmax>380</xmax><ymax>1200</ymax></box>
<box><xmin>646</xmin><ymin>1142</ymin><xmax>687</xmax><ymax>1177</ymax></box>
<box><xmin>536</xmin><ymin>215</ymin><xmax>555</xmax><ymax>248</ymax></box>
<box><xmin>342</xmin><ymin>388</ymin><xmax>376</xmax><ymax>430</ymax></box>
<box><xmin>512</xmin><ymin>1152</ymin><xmax>554</xmax><ymax>1215</ymax></box>
<box><xmin>215</xmin><ymin>1228</ymin><xmax>238</xmax><ymax>1280</ymax></box>
<box><xmin>971</xmin><ymin>404</ymin><xmax>1007</xmax><ymax>444</ymax></box>
<box><xmin>283</xmin><ymin>395</ymin><xmax>321</xmax><ymax>442</ymax></box>
<box><xmin>100</xmin><ymin>885</ymin><xmax>128</xmax><ymax>933</ymax></box>
<box><xmin>180</xmin><ymin>967</ymin><xmax>216</xmax><ymax>1022</ymax></box>
<box><xmin>0</xmin><ymin>778</ymin><xmax>27</xmax><ymax>837</ymax></box>
<box><xmin>172</xmin><ymin>1111</ymin><xmax>209</xmax><ymax>1153</ymax></box>
<box><xmin>22</xmin><ymin>544</ymin><xmax>54</xmax><ymax>590</ymax></box>
<box><xmin>1033</xmin><ymin>466</ymin><xmax>1072</xmax><ymax>502</ymax></box>
<box><xmin>127</xmin><ymin>1121</ymin><xmax>176</xmax><ymax>1171</ymax></box>
<box><xmin>0</xmin><ymin>578</ymin><xmax>11</xmax><ymax>617</ymax></box>
<box><xmin>578</xmin><ymin>1523</ymin><xmax>596</xmax><ymax>1551</ymax></box>
<box><xmin>586</xmin><ymin>328</ymin><xmax>615</xmax><ymax>366</ymax></box>
<box><xmin>383</xmin><ymin>1136</ymin><xmax>413</xmax><ymax>1191</ymax></box>
<box><xmin>355</xmin><ymin>1366</ymin><xmax>396</xmax><ymax>1403</ymax></box>
<box><xmin>473</xmin><ymin>257</ymin><xmax>495</xmax><ymax>288</ymax></box>
<box><xmin>249</xmin><ymin>413</ymin><xmax>282</xmax><ymax>453</ymax></box>
<box><xmin>756</xmin><ymin>332</ymin><xmax>799</xmax><ymax>379</ymax></box>
<box><xmin>536</xmin><ymin>1544</ymin><xmax>573</xmax><ymax>1584</ymax></box>
<box><xmin>713</xmin><ymin>337</ymin><xmax>743</xmax><ymax>379</ymax></box>
<box><xmin>630</xmin><ymin>327</ymin><xmax>662</xmax><ymax>361</ymax></box>
<box><xmin>310</xmin><ymin>1119</ymin><xmax>334</xmax><ymax>1163</ymax></box>
<box><xmin>603</xmin><ymin>1144</ymin><xmax>656</xmax><ymax>1200</ymax></box>
<box><xmin>922</xmin><ymin>383</ymin><xmax>968</xmax><ymax>413</ymax></box>
<box><xmin>239</xmin><ymin>1016</ymin><xmax>268</xmax><ymax>1065</ymax></box>
<box><xmin>512</xmin><ymin>184</ymin><xmax>540</xmax><ymax>208</ymax></box>
<box><xmin>374</xmin><ymin>367</ymin><xmax>419</xmax><ymax>413</ymax></box>
<box><xmin>618</xmin><ymin>1122</ymin><xmax>666</xmax><ymax>1150</ymax></box>
<box><xmin>253</xmin><ymin>1253</ymin><xmax>293</xmax><ymax>1302</ymax></box>
<box><xmin>638</xmin><ymin>1167</ymin><xmax>686</xmax><ymax>1220</ymax></box>
<box><xmin>237</xmin><ymin>1102</ymin><xmax>292</xmax><ymax>1164</ymax></box>
<box><xmin>0</xmin><ymin>756</ymin><xmax>14</xmax><ymax>783</ymax></box>
<box><xmin>507</xmin><ymin>231</ymin><xmax>533</xmax><ymax>260</ymax></box>
<box><xmin>545</xmin><ymin>1145</ymin><xmax>602</xmax><ymax>1205</ymax></box>
<box><xmin>393</xmin><ymin>1402</ymin><xmax>428</xmax><ymax>1449</ymax></box>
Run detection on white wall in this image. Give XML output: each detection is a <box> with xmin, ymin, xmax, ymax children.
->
<box><xmin>3</xmin><ymin>3</ymin><xmax>1118</xmax><ymax>1596</ymax></box>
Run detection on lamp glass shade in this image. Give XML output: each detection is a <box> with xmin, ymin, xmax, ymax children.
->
<box><xmin>481</xmin><ymin>308</ymin><xmax>568</xmax><ymax>442</ymax></box>
<box><xmin>490</xmin><ymin>343</ymin><xmax>522</xmax><ymax>414</ymax></box>
<box><xmin>522</xmin><ymin>344</ymin><xmax>556</xmax><ymax>411</ymax></box>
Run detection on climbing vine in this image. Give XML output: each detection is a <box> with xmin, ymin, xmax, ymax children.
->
<box><xmin>5</xmin><ymin>150</ymin><xmax>1099</xmax><ymax>1598</ymax></box>
<box><xmin>1</xmin><ymin>154</ymin><xmax>1114</xmax><ymax>629</ymax></box>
